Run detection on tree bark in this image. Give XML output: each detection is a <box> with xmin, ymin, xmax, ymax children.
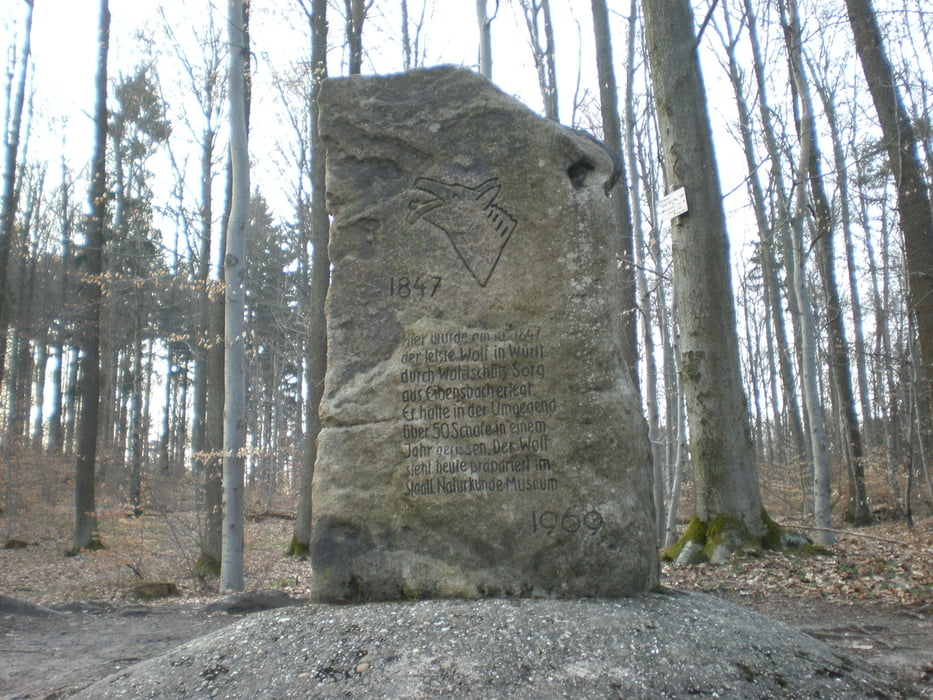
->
<box><xmin>476</xmin><ymin>0</ymin><xmax>492</xmax><ymax>79</ymax></box>
<box><xmin>783</xmin><ymin>0</ymin><xmax>869</xmax><ymax>527</ymax></box>
<box><xmin>642</xmin><ymin>0</ymin><xmax>765</xmax><ymax>556</ymax></box>
<box><xmin>345</xmin><ymin>0</ymin><xmax>366</xmax><ymax>75</ymax></box>
<box><xmin>783</xmin><ymin>0</ymin><xmax>835</xmax><ymax>544</ymax></box>
<box><xmin>74</xmin><ymin>0</ymin><xmax>110</xmax><ymax>552</ymax></box>
<box><xmin>591</xmin><ymin>0</ymin><xmax>638</xmax><ymax>392</ymax></box>
<box><xmin>724</xmin><ymin>0</ymin><xmax>806</xmax><ymax>467</ymax></box>
<box><xmin>844</xmin><ymin>0</ymin><xmax>933</xmax><ymax>394</ymax></box>
<box><xmin>220</xmin><ymin>0</ymin><xmax>250</xmax><ymax>592</ymax></box>
<box><xmin>292</xmin><ymin>0</ymin><xmax>329</xmax><ymax>556</ymax></box>
<box><xmin>0</xmin><ymin>0</ymin><xmax>34</xmax><ymax>393</ymax></box>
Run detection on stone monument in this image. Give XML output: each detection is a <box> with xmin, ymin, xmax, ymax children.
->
<box><xmin>311</xmin><ymin>65</ymin><xmax>659</xmax><ymax>602</ymax></box>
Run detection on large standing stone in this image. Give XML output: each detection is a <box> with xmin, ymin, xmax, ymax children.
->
<box><xmin>311</xmin><ymin>65</ymin><xmax>658</xmax><ymax>602</ymax></box>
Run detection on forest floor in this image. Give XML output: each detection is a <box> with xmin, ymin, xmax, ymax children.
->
<box><xmin>1</xmin><ymin>490</ymin><xmax>932</xmax><ymax>697</ymax></box>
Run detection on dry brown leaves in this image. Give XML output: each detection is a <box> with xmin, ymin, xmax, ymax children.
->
<box><xmin>0</xmin><ymin>501</ymin><xmax>315</xmax><ymax>607</ymax></box>
<box><xmin>662</xmin><ymin>516</ymin><xmax>933</xmax><ymax>610</ymax></box>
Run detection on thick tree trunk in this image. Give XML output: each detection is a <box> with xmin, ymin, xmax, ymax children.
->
<box><xmin>643</xmin><ymin>0</ymin><xmax>766</xmax><ymax>560</ymax></box>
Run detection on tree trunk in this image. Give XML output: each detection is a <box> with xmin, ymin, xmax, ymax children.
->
<box><xmin>74</xmin><ymin>0</ymin><xmax>110</xmax><ymax>552</ymax></box>
<box><xmin>844</xmin><ymin>0</ymin><xmax>933</xmax><ymax>395</ymax></box>
<box><xmin>476</xmin><ymin>0</ymin><xmax>492</xmax><ymax>79</ymax></box>
<box><xmin>726</xmin><ymin>0</ymin><xmax>806</xmax><ymax>467</ymax></box>
<box><xmin>48</xmin><ymin>160</ymin><xmax>72</xmax><ymax>454</ymax></box>
<box><xmin>0</xmin><ymin>0</ymin><xmax>33</xmax><ymax>392</ymax></box>
<box><xmin>198</xmin><ymin>295</ymin><xmax>225</xmax><ymax>576</ymax></box>
<box><xmin>815</xmin><ymin>79</ymin><xmax>875</xmax><ymax>452</ymax></box>
<box><xmin>220</xmin><ymin>0</ymin><xmax>250</xmax><ymax>592</ymax></box>
<box><xmin>521</xmin><ymin>0</ymin><xmax>559</xmax><ymax>122</ymax></box>
<box><xmin>190</xmin><ymin>127</ymin><xmax>214</xmax><ymax>483</ymax></box>
<box><xmin>783</xmin><ymin>0</ymin><xmax>835</xmax><ymax>544</ymax></box>
<box><xmin>126</xmin><ymin>330</ymin><xmax>144</xmax><ymax>516</ymax></box>
<box><xmin>783</xmin><ymin>0</ymin><xmax>869</xmax><ymax>527</ymax></box>
<box><xmin>292</xmin><ymin>0</ymin><xmax>329</xmax><ymax>557</ymax></box>
<box><xmin>345</xmin><ymin>0</ymin><xmax>366</xmax><ymax>75</ymax></box>
<box><xmin>591</xmin><ymin>0</ymin><xmax>638</xmax><ymax>392</ymax></box>
<box><xmin>642</xmin><ymin>0</ymin><xmax>766</xmax><ymax>562</ymax></box>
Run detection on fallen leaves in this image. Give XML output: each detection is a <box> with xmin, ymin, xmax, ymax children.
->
<box><xmin>663</xmin><ymin>516</ymin><xmax>933</xmax><ymax>610</ymax></box>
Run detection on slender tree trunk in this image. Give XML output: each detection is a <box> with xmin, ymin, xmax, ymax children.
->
<box><xmin>664</xmin><ymin>348</ymin><xmax>687</xmax><ymax>548</ymax></box>
<box><xmin>815</xmin><ymin>81</ymin><xmax>875</xmax><ymax>451</ymax></box>
<box><xmin>127</xmin><ymin>329</ymin><xmax>144</xmax><ymax>516</ymax></box>
<box><xmin>783</xmin><ymin>0</ymin><xmax>834</xmax><ymax>544</ymax></box>
<box><xmin>345</xmin><ymin>0</ymin><xmax>366</xmax><ymax>75</ymax></box>
<box><xmin>521</xmin><ymin>0</ymin><xmax>559</xmax><ymax>121</ymax></box>
<box><xmin>292</xmin><ymin>0</ymin><xmax>329</xmax><ymax>556</ymax></box>
<box><xmin>199</xmin><ymin>296</ymin><xmax>225</xmax><ymax>575</ymax></box>
<box><xmin>753</xmin><ymin>7</ymin><xmax>811</xmax><ymax>507</ymax></box>
<box><xmin>0</xmin><ymin>0</ymin><xmax>34</xmax><ymax>392</ymax></box>
<box><xmin>74</xmin><ymin>0</ymin><xmax>110</xmax><ymax>552</ymax></box>
<box><xmin>725</xmin><ymin>0</ymin><xmax>806</xmax><ymax>466</ymax></box>
<box><xmin>220</xmin><ymin>0</ymin><xmax>250</xmax><ymax>592</ymax></box>
<box><xmin>476</xmin><ymin>0</ymin><xmax>492</xmax><ymax>79</ymax></box>
<box><xmin>783</xmin><ymin>0</ymin><xmax>869</xmax><ymax>526</ymax></box>
<box><xmin>844</xmin><ymin>0</ymin><xmax>933</xmax><ymax>393</ymax></box>
<box><xmin>48</xmin><ymin>160</ymin><xmax>71</xmax><ymax>454</ymax></box>
<box><xmin>191</xmin><ymin>128</ymin><xmax>214</xmax><ymax>482</ymax></box>
<box><xmin>591</xmin><ymin>0</ymin><xmax>638</xmax><ymax>392</ymax></box>
<box><xmin>642</xmin><ymin>0</ymin><xmax>765</xmax><ymax>559</ymax></box>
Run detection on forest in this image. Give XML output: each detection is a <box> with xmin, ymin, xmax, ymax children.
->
<box><xmin>1</xmin><ymin>0</ymin><xmax>932</xmax><ymax>597</ymax></box>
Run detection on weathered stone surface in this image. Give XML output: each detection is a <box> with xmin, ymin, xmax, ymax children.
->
<box><xmin>311</xmin><ymin>65</ymin><xmax>658</xmax><ymax>602</ymax></box>
<box><xmin>73</xmin><ymin>595</ymin><xmax>906</xmax><ymax>699</ymax></box>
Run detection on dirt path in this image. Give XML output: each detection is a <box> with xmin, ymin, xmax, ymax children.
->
<box><xmin>1</xmin><ymin>602</ymin><xmax>233</xmax><ymax>699</ymax></box>
<box><xmin>1</xmin><ymin>594</ymin><xmax>930</xmax><ymax>699</ymax></box>
<box><xmin>715</xmin><ymin>593</ymin><xmax>933</xmax><ymax>695</ymax></box>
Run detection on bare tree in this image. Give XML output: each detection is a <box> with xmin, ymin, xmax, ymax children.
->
<box><xmin>642</xmin><ymin>0</ymin><xmax>768</xmax><ymax>560</ymax></box>
<box><xmin>520</xmin><ymin>0</ymin><xmax>558</xmax><ymax>121</ymax></box>
<box><xmin>0</xmin><ymin>0</ymin><xmax>34</xmax><ymax>394</ymax></box>
<box><xmin>291</xmin><ymin>0</ymin><xmax>329</xmax><ymax>557</ymax></box>
<box><xmin>590</xmin><ymin>0</ymin><xmax>638</xmax><ymax>393</ymax></box>
<box><xmin>221</xmin><ymin>0</ymin><xmax>250</xmax><ymax>592</ymax></box>
<box><xmin>476</xmin><ymin>0</ymin><xmax>494</xmax><ymax>78</ymax></box>
<box><xmin>74</xmin><ymin>0</ymin><xmax>110</xmax><ymax>552</ymax></box>
<box><xmin>844</xmin><ymin>0</ymin><xmax>933</xmax><ymax>390</ymax></box>
<box><xmin>783</xmin><ymin>0</ymin><xmax>868</xmax><ymax>527</ymax></box>
<box><xmin>344</xmin><ymin>0</ymin><xmax>369</xmax><ymax>75</ymax></box>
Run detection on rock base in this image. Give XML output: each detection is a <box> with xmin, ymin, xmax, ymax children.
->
<box><xmin>74</xmin><ymin>592</ymin><xmax>905</xmax><ymax>699</ymax></box>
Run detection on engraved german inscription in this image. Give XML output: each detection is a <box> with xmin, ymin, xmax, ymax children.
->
<box><xmin>398</xmin><ymin>326</ymin><xmax>556</xmax><ymax>499</ymax></box>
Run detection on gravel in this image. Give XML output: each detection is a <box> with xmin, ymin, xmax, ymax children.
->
<box><xmin>72</xmin><ymin>591</ymin><xmax>910</xmax><ymax>699</ymax></box>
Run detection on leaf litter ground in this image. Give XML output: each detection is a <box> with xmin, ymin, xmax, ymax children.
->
<box><xmin>1</xmin><ymin>493</ymin><xmax>931</xmax><ymax>697</ymax></box>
